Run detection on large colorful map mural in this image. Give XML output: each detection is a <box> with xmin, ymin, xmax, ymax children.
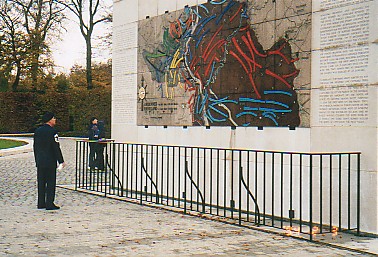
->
<box><xmin>137</xmin><ymin>0</ymin><xmax>311</xmax><ymax>127</ymax></box>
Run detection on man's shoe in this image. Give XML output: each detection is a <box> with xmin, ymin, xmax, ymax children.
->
<box><xmin>37</xmin><ymin>205</ymin><xmax>46</xmax><ymax>209</ymax></box>
<box><xmin>46</xmin><ymin>205</ymin><xmax>60</xmax><ymax>210</ymax></box>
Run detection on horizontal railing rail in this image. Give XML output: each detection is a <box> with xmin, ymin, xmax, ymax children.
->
<box><xmin>75</xmin><ymin>140</ymin><xmax>361</xmax><ymax>241</ymax></box>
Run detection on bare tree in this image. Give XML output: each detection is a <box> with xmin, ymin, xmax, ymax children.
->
<box><xmin>10</xmin><ymin>0</ymin><xmax>66</xmax><ymax>90</ymax></box>
<box><xmin>62</xmin><ymin>0</ymin><xmax>112</xmax><ymax>90</ymax></box>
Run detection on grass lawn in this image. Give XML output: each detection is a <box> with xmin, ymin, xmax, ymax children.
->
<box><xmin>0</xmin><ymin>139</ymin><xmax>27</xmax><ymax>149</ymax></box>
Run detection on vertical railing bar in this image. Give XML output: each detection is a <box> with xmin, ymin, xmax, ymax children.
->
<box><xmin>238</xmin><ymin>153</ymin><xmax>242</xmax><ymax>226</ymax></box>
<box><xmin>118</xmin><ymin>144</ymin><xmax>125</xmax><ymax>197</ymax></box>
<box><xmin>309</xmin><ymin>154</ymin><xmax>313</xmax><ymax>241</ymax></box>
<box><xmin>140</xmin><ymin>145</ymin><xmax>143</xmax><ymax>204</ymax></box>
<box><xmin>103</xmin><ymin>143</ymin><xmax>107</xmax><ymax>193</ymax></box>
<box><xmin>80</xmin><ymin>141</ymin><xmax>84</xmax><ymax>189</ymax></box>
<box><xmin>111</xmin><ymin>144</ymin><xmax>115</xmax><ymax>194</ymax></box>
<box><xmin>117</xmin><ymin>144</ymin><xmax>121</xmax><ymax>196</ymax></box>
<box><xmin>78</xmin><ymin>141</ymin><xmax>81</xmax><ymax>189</ymax></box>
<box><xmin>150</xmin><ymin>145</ymin><xmax>153</xmax><ymax>202</ymax></box>
<box><xmin>271</xmin><ymin>152</ymin><xmax>275</xmax><ymax>227</ymax></box>
<box><xmin>155</xmin><ymin>146</ymin><xmax>159</xmax><ymax>203</ymax></box>
<box><xmin>126</xmin><ymin>144</ymin><xmax>129</xmax><ymax>197</ymax></box>
<box><xmin>203</xmin><ymin>148</ymin><xmax>206</xmax><ymax>212</ymax></box>
<box><xmin>82</xmin><ymin>141</ymin><xmax>85</xmax><ymax>189</ymax></box>
<box><xmin>130</xmin><ymin>144</ymin><xmax>134</xmax><ymax>198</ymax></box>
<box><xmin>104</xmin><ymin>142</ymin><xmax>107</xmax><ymax>197</ymax></box>
<box><xmin>75</xmin><ymin>141</ymin><xmax>78</xmax><ymax>190</ymax></box>
<box><xmin>161</xmin><ymin>146</ymin><xmax>164</xmax><ymax>204</ymax></box>
<box><xmin>107</xmin><ymin>143</ymin><xmax>110</xmax><ymax>194</ymax></box>
<box><xmin>299</xmin><ymin>154</ymin><xmax>302</xmax><ymax>232</ymax></box>
<box><xmin>83</xmin><ymin>142</ymin><xmax>86</xmax><ymax>189</ymax></box>
<box><xmin>108</xmin><ymin>143</ymin><xmax>112</xmax><ymax>195</ymax></box>
<box><xmin>255</xmin><ymin>151</ymin><xmax>258</xmax><ymax>224</ymax></box>
<box><xmin>105</xmin><ymin>142</ymin><xmax>108</xmax><ymax>194</ymax></box>
<box><xmin>289</xmin><ymin>154</ymin><xmax>293</xmax><ymax>228</ymax></box>
<box><xmin>338</xmin><ymin>154</ymin><xmax>342</xmax><ymax>231</ymax></box>
<box><xmin>210</xmin><ymin>149</ymin><xmax>213</xmax><ymax>215</ymax></box>
<box><xmin>197</xmin><ymin>148</ymin><xmax>200</xmax><ymax>212</ymax></box>
<box><xmin>357</xmin><ymin>153</ymin><xmax>360</xmax><ymax>235</ymax></box>
<box><xmin>99</xmin><ymin>143</ymin><xmax>103</xmax><ymax>193</ymax></box>
<box><xmin>122</xmin><ymin>144</ymin><xmax>125</xmax><ymax>197</ymax></box>
<box><xmin>231</xmin><ymin>150</ymin><xmax>234</xmax><ymax>219</ymax></box>
<box><xmin>190</xmin><ymin>147</ymin><xmax>193</xmax><ymax>210</ymax></box>
<box><xmin>348</xmin><ymin>154</ymin><xmax>351</xmax><ymax>230</ymax></box>
<box><xmin>95</xmin><ymin>142</ymin><xmax>98</xmax><ymax>192</ymax></box>
<box><xmin>178</xmin><ymin>147</ymin><xmax>181</xmax><ymax>208</ymax></box>
<box><xmin>104</xmin><ymin>143</ymin><xmax>109</xmax><ymax>196</ymax></box>
<box><xmin>111</xmin><ymin>144</ymin><xmax>114</xmax><ymax>194</ymax></box>
<box><xmin>320</xmin><ymin>154</ymin><xmax>323</xmax><ymax>233</ymax></box>
<box><xmin>136</xmin><ymin>144</ymin><xmax>139</xmax><ymax>199</ymax></box>
<box><xmin>89</xmin><ymin>144</ymin><xmax>92</xmax><ymax>190</ymax></box>
<box><xmin>125</xmin><ymin>144</ymin><xmax>128</xmax><ymax>197</ymax></box>
<box><xmin>280</xmin><ymin>153</ymin><xmax>284</xmax><ymax>228</ymax></box>
<box><xmin>115</xmin><ymin>143</ymin><xmax>119</xmax><ymax>195</ymax></box>
<box><xmin>172</xmin><ymin>147</ymin><xmax>175</xmax><ymax>207</ymax></box>
<box><xmin>166</xmin><ymin>146</ymin><xmax>170</xmax><ymax>206</ymax></box>
<box><xmin>217</xmin><ymin>149</ymin><xmax>220</xmax><ymax>216</ymax></box>
<box><xmin>224</xmin><ymin>149</ymin><xmax>227</xmax><ymax>217</ymax></box>
<box><xmin>330</xmin><ymin>154</ymin><xmax>333</xmax><ymax>232</ymax></box>
<box><xmin>145</xmin><ymin>145</ymin><xmax>148</xmax><ymax>200</ymax></box>
<box><xmin>247</xmin><ymin>151</ymin><xmax>250</xmax><ymax>222</ymax></box>
<box><xmin>184</xmin><ymin>147</ymin><xmax>187</xmax><ymax>213</ymax></box>
<box><xmin>87</xmin><ymin>142</ymin><xmax>90</xmax><ymax>190</ymax></box>
<box><xmin>263</xmin><ymin>152</ymin><xmax>266</xmax><ymax>225</ymax></box>
<box><xmin>85</xmin><ymin>142</ymin><xmax>88</xmax><ymax>189</ymax></box>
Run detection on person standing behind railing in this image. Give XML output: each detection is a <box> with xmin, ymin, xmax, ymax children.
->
<box><xmin>96</xmin><ymin>120</ymin><xmax>106</xmax><ymax>170</ymax></box>
<box><xmin>88</xmin><ymin>117</ymin><xmax>99</xmax><ymax>169</ymax></box>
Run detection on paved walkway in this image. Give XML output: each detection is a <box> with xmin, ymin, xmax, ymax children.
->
<box><xmin>0</xmin><ymin>137</ymin><xmax>376</xmax><ymax>256</ymax></box>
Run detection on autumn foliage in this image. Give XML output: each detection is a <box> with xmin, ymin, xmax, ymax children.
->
<box><xmin>0</xmin><ymin>63</ymin><xmax>112</xmax><ymax>136</ymax></box>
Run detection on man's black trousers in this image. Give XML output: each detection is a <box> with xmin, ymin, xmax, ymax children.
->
<box><xmin>37</xmin><ymin>167</ymin><xmax>56</xmax><ymax>208</ymax></box>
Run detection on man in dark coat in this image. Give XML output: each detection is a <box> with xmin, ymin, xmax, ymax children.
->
<box><xmin>33</xmin><ymin>112</ymin><xmax>65</xmax><ymax>210</ymax></box>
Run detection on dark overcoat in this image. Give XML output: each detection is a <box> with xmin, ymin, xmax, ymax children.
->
<box><xmin>34</xmin><ymin>124</ymin><xmax>64</xmax><ymax>168</ymax></box>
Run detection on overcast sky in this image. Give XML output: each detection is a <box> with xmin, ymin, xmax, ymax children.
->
<box><xmin>51</xmin><ymin>5</ymin><xmax>112</xmax><ymax>73</ymax></box>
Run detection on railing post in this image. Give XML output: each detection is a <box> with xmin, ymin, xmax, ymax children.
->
<box><xmin>271</xmin><ymin>152</ymin><xmax>275</xmax><ymax>227</ymax></box>
<box><xmin>309</xmin><ymin>154</ymin><xmax>313</xmax><ymax>241</ymax></box>
<box><xmin>104</xmin><ymin>143</ymin><xmax>108</xmax><ymax>197</ymax></box>
<box><xmin>75</xmin><ymin>140</ymin><xmax>78</xmax><ymax>191</ymax></box>
<box><xmin>184</xmin><ymin>155</ymin><xmax>187</xmax><ymax>214</ymax></box>
<box><xmin>112</xmin><ymin>142</ymin><xmax>116</xmax><ymax>195</ymax></box>
<box><xmin>239</xmin><ymin>165</ymin><xmax>242</xmax><ymax>226</ymax></box>
<box><xmin>357</xmin><ymin>153</ymin><xmax>361</xmax><ymax>235</ymax></box>
<box><xmin>140</xmin><ymin>145</ymin><xmax>143</xmax><ymax>205</ymax></box>
<box><xmin>289</xmin><ymin>154</ymin><xmax>293</xmax><ymax>228</ymax></box>
<box><xmin>320</xmin><ymin>154</ymin><xmax>323</xmax><ymax>233</ymax></box>
<box><xmin>348</xmin><ymin>154</ymin><xmax>351</xmax><ymax>230</ymax></box>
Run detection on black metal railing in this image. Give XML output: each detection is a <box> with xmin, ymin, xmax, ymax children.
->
<box><xmin>75</xmin><ymin>140</ymin><xmax>361</xmax><ymax>240</ymax></box>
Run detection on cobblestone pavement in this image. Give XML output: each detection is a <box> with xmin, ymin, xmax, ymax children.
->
<box><xmin>0</xmin><ymin>138</ymin><xmax>374</xmax><ymax>256</ymax></box>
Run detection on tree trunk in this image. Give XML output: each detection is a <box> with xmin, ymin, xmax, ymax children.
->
<box><xmin>31</xmin><ymin>51</ymin><xmax>39</xmax><ymax>90</ymax></box>
<box><xmin>86</xmin><ymin>38</ymin><xmax>93</xmax><ymax>90</ymax></box>
<box><xmin>11</xmin><ymin>60</ymin><xmax>21</xmax><ymax>92</ymax></box>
